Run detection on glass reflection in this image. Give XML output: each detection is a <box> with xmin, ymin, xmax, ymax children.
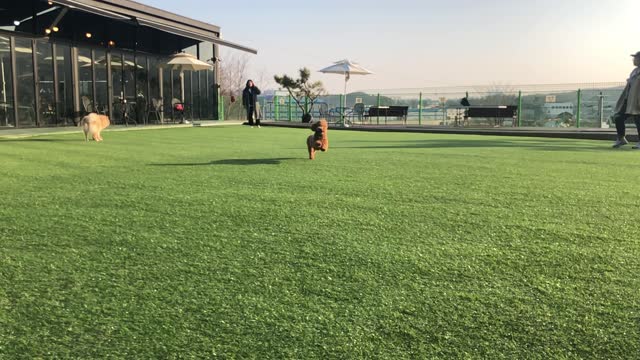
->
<box><xmin>94</xmin><ymin>49</ymin><xmax>108</xmax><ymax>115</ymax></box>
<box><xmin>15</xmin><ymin>38</ymin><xmax>35</xmax><ymax>127</ymax></box>
<box><xmin>0</xmin><ymin>35</ymin><xmax>15</xmax><ymax>127</ymax></box>
<box><xmin>135</xmin><ymin>54</ymin><xmax>147</xmax><ymax>123</ymax></box>
<box><xmin>78</xmin><ymin>48</ymin><xmax>94</xmax><ymax>114</ymax></box>
<box><xmin>36</xmin><ymin>40</ymin><xmax>55</xmax><ymax>126</ymax></box>
<box><xmin>56</xmin><ymin>44</ymin><xmax>74</xmax><ymax>125</ymax></box>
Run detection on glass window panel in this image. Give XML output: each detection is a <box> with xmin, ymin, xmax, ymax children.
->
<box><xmin>184</xmin><ymin>70</ymin><xmax>192</xmax><ymax>118</ymax></box>
<box><xmin>148</xmin><ymin>56</ymin><xmax>160</xmax><ymax>102</ymax></box>
<box><xmin>183</xmin><ymin>44</ymin><xmax>197</xmax><ymax>57</ymax></box>
<box><xmin>78</xmin><ymin>47</ymin><xmax>93</xmax><ymax>114</ymax></box>
<box><xmin>122</xmin><ymin>53</ymin><xmax>135</xmax><ymax>101</ymax></box>
<box><xmin>0</xmin><ymin>35</ymin><xmax>15</xmax><ymax>127</ymax></box>
<box><xmin>15</xmin><ymin>38</ymin><xmax>35</xmax><ymax>127</ymax></box>
<box><xmin>56</xmin><ymin>43</ymin><xmax>73</xmax><ymax>125</ymax></box>
<box><xmin>171</xmin><ymin>69</ymin><xmax>180</xmax><ymax>103</ymax></box>
<box><xmin>163</xmin><ymin>67</ymin><xmax>172</xmax><ymax>116</ymax></box>
<box><xmin>198</xmin><ymin>42</ymin><xmax>213</xmax><ymax>62</ymax></box>
<box><xmin>199</xmin><ymin>70</ymin><xmax>207</xmax><ymax>119</ymax></box>
<box><xmin>94</xmin><ymin>49</ymin><xmax>108</xmax><ymax>114</ymax></box>
<box><xmin>135</xmin><ymin>54</ymin><xmax>147</xmax><ymax>124</ymax></box>
<box><xmin>208</xmin><ymin>70</ymin><xmax>215</xmax><ymax>119</ymax></box>
<box><xmin>36</xmin><ymin>40</ymin><xmax>55</xmax><ymax>126</ymax></box>
<box><xmin>198</xmin><ymin>42</ymin><xmax>214</xmax><ymax>119</ymax></box>
<box><xmin>191</xmin><ymin>70</ymin><xmax>199</xmax><ymax>119</ymax></box>
<box><xmin>110</xmin><ymin>51</ymin><xmax>123</xmax><ymax>123</ymax></box>
<box><xmin>170</xmin><ymin>69</ymin><xmax>181</xmax><ymax>121</ymax></box>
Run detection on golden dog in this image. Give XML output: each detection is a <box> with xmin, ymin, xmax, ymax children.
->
<box><xmin>306</xmin><ymin>119</ymin><xmax>329</xmax><ymax>160</ymax></box>
<box><xmin>79</xmin><ymin>113</ymin><xmax>110</xmax><ymax>142</ymax></box>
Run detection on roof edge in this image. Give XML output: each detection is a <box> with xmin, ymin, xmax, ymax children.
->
<box><xmin>91</xmin><ymin>0</ymin><xmax>220</xmax><ymax>33</ymax></box>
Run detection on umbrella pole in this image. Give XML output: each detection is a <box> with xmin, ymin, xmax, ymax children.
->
<box><xmin>180</xmin><ymin>71</ymin><xmax>185</xmax><ymax>103</ymax></box>
<box><xmin>343</xmin><ymin>73</ymin><xmax>347</xmax><ymax>126</ymax></box>
<box><xmin>180</xmin><ymin>71</ymin><xmax>185</xmax><ymax>123</ymax></box>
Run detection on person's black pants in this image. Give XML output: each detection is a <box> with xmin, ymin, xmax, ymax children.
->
<box><xmin>614</xmin><ymin>113</ymin><xmax>640</xmax><ymax>138</ymax></box>
<box><xmin>246</xmin><ymin>106</ymin><xmax>260</xmax><ymax>126</ymax></box>
<box><xmin>246</xmin><ymin>106</ymin><xmax>254</xmax><ymax>125</ymax></box>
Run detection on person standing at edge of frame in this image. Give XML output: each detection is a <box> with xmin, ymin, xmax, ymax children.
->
<box><xmin>242</xmin><ymin>80</ymin><xmax>262</xmax><ymax>128</ymax></box>
<box><xmin>612</xmin><ymin>51</ymin><xmax>640</xmax><ymax>148</ymax></box>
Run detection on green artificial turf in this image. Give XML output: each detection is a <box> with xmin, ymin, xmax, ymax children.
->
<box><xmin>1</xmin><ymin>126</ymin><xmax>639</xmax><ymax>358</ymax></box>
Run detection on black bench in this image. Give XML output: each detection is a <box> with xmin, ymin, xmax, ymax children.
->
<box><xmin>466</xmin><ymin>105</ymin><xmax>518</xmax><ymax>126</ymax></box>
<box><xmin>366</xmin><ymin>106</ymin><xmax>409</xmax><ymax>123</ymax></box>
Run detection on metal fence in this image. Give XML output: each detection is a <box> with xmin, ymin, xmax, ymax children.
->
<box><xmin>227</xmin><ymin>82</ymin><xmax>625</xmax><ymax>128</ymax></box>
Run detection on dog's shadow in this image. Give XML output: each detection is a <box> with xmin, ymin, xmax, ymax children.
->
<box><xmin>151</xmin><ymin>157</ymin><xmax>298</xmax><ymax>166</ymax></box>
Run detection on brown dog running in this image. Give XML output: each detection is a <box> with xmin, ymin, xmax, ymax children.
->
<box><xmin>79</xmin><ymin>113</ymin><xmax>110</xmax><ymax>142</ymax></box>
<box><xmin>307</xmin><ymin>119</ymin><xmax>329</xmax><ymax>160</ymax></box>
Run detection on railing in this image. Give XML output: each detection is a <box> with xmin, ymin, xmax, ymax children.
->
<box><xmin>246</xmin><ymin>82</ymin><xmax>625</xmax><ymax>128</ymax></box>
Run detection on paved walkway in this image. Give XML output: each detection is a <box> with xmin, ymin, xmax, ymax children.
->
<box><xmin>260</xmin><ymin>121</ymin><xmax>631</xmax><ymax>142</ymax></box>
<box><xmin>0</xmin><ymin>120</ymin><xmax>244</xmax><ymax>139</ymax></box>
<box><xmin>0</xmin><ymin>119</ymin><xmax>633</xmax><ymax>142</ymax></box>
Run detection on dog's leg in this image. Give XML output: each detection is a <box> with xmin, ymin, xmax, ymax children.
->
<box><xmin>307</xmin><ymin>136</ymin><xmax>314</xmax><ymax>160</ymax></box>
<box><xmin>82</xmin><ymin>121</ymin><xmax>89</xmax><ymax>141</ymax></box>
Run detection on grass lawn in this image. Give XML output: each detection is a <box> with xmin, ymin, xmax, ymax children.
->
<box><xmin>1</xmin><ymin>125</ymin><xmax>639</xmax><ymax>358</ymax></box>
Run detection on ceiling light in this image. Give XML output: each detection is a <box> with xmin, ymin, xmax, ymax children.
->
<box><xmin>45</xmin><ymin>28</ymin><xmax>52</xmax><ymax>34</ymax></box>
<box><xmin>85</xmin><ymin>32</ymin><xmax>92</xmax><ymax>38</ymax></box>
<box><xmin>108</xmin><ymin>40</ymin><xmax>115</xmax><ymax>46</ymax></box>
<box><xmin>48</xmin><ymin>1</ymin><xmax>54</xmax><ymax>4</ymax></box>
<box><xmin>52</xmin><ymin>26</ymin><xmax>59</xmax><ymax>32</ymax></box>
<box><xmin>13</xmin><ymin>20</ymin><xmax>20</xmax><ymax>26</ymax></box>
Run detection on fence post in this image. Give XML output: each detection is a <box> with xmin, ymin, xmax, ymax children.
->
<box><xmin>576</xmin><ymin>89</ymin><xmax>582</xmax><ymax>128</ymax></box>
<box><xmin>288</xmin><ymin>95</ymin><xmax>292</xmax><ymax>122</ymax></box>
<box><xmin>220</xmin><ymin>95</ymin><xmax>225</xmax><ymax>121</ymax></box>
<box><xmin>517</xmin><ymin>91</ymin><xmax>522</xmax><ymax>127</ymax></box>
<box><xmin>339</xmin><ymin>94</ymin><xmax>344</xmax><ymax>125</ymax></box>
<box><xmin>418</xmin><ymin>92</ymin><xmax>423</xmax><ymax>125</ymax></box>
<box><xmin>274</xmin><ymin>95</ymin><xmax>279</xmax><ymax>121</ymax></box>
<box><xmin>217</xmin><ymin>93</ymin><xmax>221</xmax><ymax>121</ymax></box>
<box><xmin>376</xmin><ymin>93</ymin><xmax>381</xmax><ymax>125</ymax></box>
<box><xmin>263</xmin><ymin>98</ymin><xmax>267</xmax><ymax>120</ymax></box>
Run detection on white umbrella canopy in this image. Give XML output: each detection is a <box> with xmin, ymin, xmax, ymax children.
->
<box><xmin>162</xmin><ymin>52</ymin><xmax>212</xmax><ymax>72</ymax></box>
<box><xmin>319</xmin><ymin>59</ymin><xmax>373</xmax><ymax>77</ymax></box>
<box><xmin>319</xmin><ymin>59</ymin><xmax>373</xmax><ymax>124</ymax></box>
<box><xmin>161</xmin><ymin>53</ymin><xmax>213</xmax><ymax>102</ymax></box>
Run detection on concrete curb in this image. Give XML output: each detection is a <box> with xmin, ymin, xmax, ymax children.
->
<box><xmin>258</xmin><ymin>122</ymin><xmax>631</xmax><ymax>142</ymax></box>
<box><xmin>0</xmin><ymin>120</ymin><xmax>244</xmax><ymax>139</ymax></box>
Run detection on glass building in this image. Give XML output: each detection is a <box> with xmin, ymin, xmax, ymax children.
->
<box><xmin>0</xmin><ymin>0</ymin><xmax>256</xmax><ymax>128</ymax></box>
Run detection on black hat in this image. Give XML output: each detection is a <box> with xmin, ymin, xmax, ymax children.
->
<box><xmin>631</xmin><ymin>51</ymin><xmax>640</xmax><ymax>58</ymax></box>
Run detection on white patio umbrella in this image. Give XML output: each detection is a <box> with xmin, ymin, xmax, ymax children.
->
<box><xmin>161</xmin><ymin>52</ymin><xmax>212</xmax><ymax>103</ymax></box>
<box><xmin>319</xmin><ymin>59</ymin><xmax>373</xmax><ymax>124</ymax></box>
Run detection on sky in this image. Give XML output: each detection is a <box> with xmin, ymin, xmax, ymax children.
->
<box><xmin>145</xmin><ymin>0</ymin><xmax>640</xmax><ymax>93</ymax></box>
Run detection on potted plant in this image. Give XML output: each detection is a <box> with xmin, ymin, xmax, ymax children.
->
<box><xmin>274</xmin><ymin>68</ymin><xmax>325</xmax><ymax>123</ymax></box>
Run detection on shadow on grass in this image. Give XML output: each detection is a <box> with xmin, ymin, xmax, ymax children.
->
<box><xmin>150</xmin><ymin>157</ymin><xmax>299</xmax><ymax>166</ymax></box>
<box><xmin>337</xmin><ymin>139</ymin><xmax>613</xmax><ymax>152</ymax></box>
<box><xmin>0</xmin><ymin>138</ymin><xmax>80</xmax><ymax>142</ymax></box>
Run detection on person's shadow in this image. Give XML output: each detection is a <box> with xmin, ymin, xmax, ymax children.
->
<box><xmin>150</xmin><ymin>157</ymin><xmax>298</xmax><ymax>166</ymax></box>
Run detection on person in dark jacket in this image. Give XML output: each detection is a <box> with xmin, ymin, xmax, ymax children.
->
<box><xmin>242</xmin><ymin>80</ymin><xmax>261</xmax><ymax>127</ymax></box>
<box><xmin>612</xmin><ymin>51</ymin><xmax>640</xmax><ymax>148</ymax></box>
